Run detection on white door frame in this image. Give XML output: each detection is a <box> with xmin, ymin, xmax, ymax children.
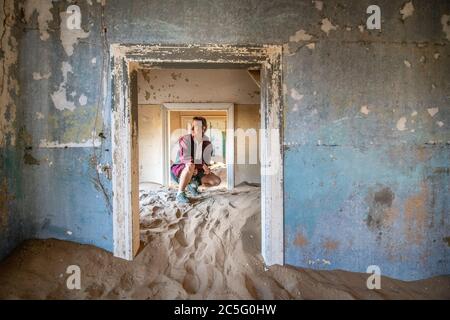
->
<box><xmin>162</xmin><ymin>103</ymin><xmax>234</xmax><ymax>190</ymax></box>
<box><xmin>111</xmin><ymin>44</ymin><xmax>284</xmax><ymax>266</ymax></box>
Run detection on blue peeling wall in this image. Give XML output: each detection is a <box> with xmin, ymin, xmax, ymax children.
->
<box><xmin>17</xmin><ymin>0</ymin><xmax>113</xmax><ymax>252</ymax></box>
<box><xmin>0</xmin><ymin>0</ymin><xmax>449</xmax><ymax>280</ymax></box>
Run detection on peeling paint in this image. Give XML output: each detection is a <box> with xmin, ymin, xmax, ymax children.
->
<box><xmin>320</xmin><ymin>18</ymin><xmax>337</xmax><ymax>36</ymax></box>
<box><xmin>436</xmin><ymin>121</ymin><xmax>444</xmax><ymax>127</ymax></box>
<box><xmin>4</xmin><ymin>0</ymin><xmax>449</xmax><ymax>281</ymax></box>
<box><xmin>0</xmin><ymin>0</ymin><xmax>18</xmax><ymax>147</ymax></box>
<box><xmin>396</xmin><ymin>117</ymin><xmax>407</xmax><ymax>131</ymax></box>
<box><xmin>308</xmin><ymin>258</ymin><xmax>331</xmax><ymax>266</ymax></box>
<box><xmin>360</xmin><ymin>105</ymin><xmax>370</xmax><ymax>115</ymax></box>
<box><xmin>404</xmin><ymin>60</ymin><xmax>411</xmax><ymax>68</ymax></box>
<box><xmin>32</xmin><ymin>72</ymin><xmax>51</xmax><ymax>80</ymax></box>
<box><xmin>289</xmin><ymin>29</ymin><xmax>313</xmax><ymax>42</ymax></box>
<box><xmin>400</xmin><ymin>1</ymin><xmax>414</xmax><ymax>21</ymax></box>
<box><xmin>427</xmin><ymin>107</ymin><xmax>439</xmax><ymax>117</ymax></box>
<box><xmin>313</xmin><ymin>1</ymin><xmax>323</xmax><ymax>11</ymax></box>
<box><xmin>79</xmin><ymin>94</ymin><xmax>88</xmax><ymax>106</ymax></box>
<box><xmin>24</xmin><ymin>0</ymin><xmax>53</xmax><ymax>41</ymax></box>
<box><xmin>290</xmin><ymin>88</ymin><xmax>303</xmax><ymax>101</ymax></box>
<box><xmin>59</xmin><ymin>11</ymin><xmax>90</xmax><ymax>56</ymax></box>
<box><xmin>51</xmin><ymin>62</ymin><xmax>76</xmax><ymax>111</ymax></box>
<box><xmin>39</xmin><ymin>138</ymin><xmax>101</xmax><ymax>148</ymax></box>
<box><xmin>35</xmin><ymin>112</ymin><xmax>44</xmax><ymax>120</ymax></box>
<box><xmin>97</xmin><ymin>163</ymin><xmax>112</xmax><ymax>180</ymax></box>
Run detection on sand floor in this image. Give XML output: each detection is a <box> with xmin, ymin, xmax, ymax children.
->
<box><xmin>0</xmin><ymin>184</ymin><xmax>449</xmax><ymax>299</ymax></box>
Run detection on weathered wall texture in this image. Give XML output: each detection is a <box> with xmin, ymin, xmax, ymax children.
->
<box><xmin>138</xmin><ymin>69</ymin><xmax>260</xmax><ymax>105</ymax></box>
<box><xmin>0</xmin><ymin>0</ymin><xmax>23</xmax><ymax>261</ymax></box>
<box><xmin>0</xmin><ymin>0</ymin><xmax>449</xmax><ymax>280</ymax></box>
<box><xmin>8</xmin><ymin>0</ymin><xmax>113</xmax><ymax>256</ymax></box>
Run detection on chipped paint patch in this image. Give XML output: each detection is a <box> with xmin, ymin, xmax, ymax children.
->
<box><xmin>433</xmin><ymin>53</ymin><xmax>440</xmax><ymax>60</ymax></box>
<box><xmin>51</xmin><ymin>62</ymin><xmax>76</xmax><ymax>111</ymax></box>
<box><xmin>79</xmin><ymin>94</ymin><xmax>88</xmax><ymax>106</ymax></box>
<box><xmin>436</xmin><ymin>121</ymin><xmax>444</xmax><ymax>127</ymax></box>
<box><xmin>32</xmin><ymin>72</ymin><xmax>51</xmax><ymax>80</ymax></box>
<box><xmin>97</xmin><ymin>163</ymin><xmax>112</xmax><ymax>180</ymax></box>
<box><xmin>400</xmin><ymin>1</ymin><xmax>414</xmax><ymax>21</ymax></box>
<box><xmin>59</xmin><ymin>11</ymin><xmax>90</xmax><ymax>56</ymax></box>
<box><xmin>441</xmin><ymin>15</ymin><xmax>450</xmax><ymax>41</ymax></box>
<box><xmin>289</xmin><ymin>29</ymin><xmax>313</xmax><ymax>42</ymax></box>
<box><xmin>396</xmin><ymin>117</ymin><xmax>407</xmax><ymax>131</ymax></box>
<box><xmin>306</xmin><ymin>43</ymin><xmax>315</xmax><ymax>50</ymax></box>
<box><xmin>35</xmin><ymin>112</ymin><xmax>44</xmax><ymax>120</ymax></box>
<box><xmin>313</xmin><ymin>1</ymin><xmax>323</xmax><ymax>11</ymax></box>
<box><xmin>24</xmin><ymin>0</ymin><xmax>53</xmax><ymax>41</ymax></box>
<box><xmin>360</xmin><ymin>105</ymin><xmax>370</xmax><ymax>115</ymax></box>
<box><xmin>39</xmin><ymin>138</ymin><xmax>101</xmax><ymax>148</ymax></box>
<box><xmin>321</xmin><ymin>18</ymin><xmax>337</xmax><ymax>36</ymax></box>
<box><xmin>427</xmin><ymin>107</ymin><xmax>439</xmax><ymax>117</ymax></box>
<box><xmin>411</xmin><ymin>111</ymin><xmax>417</xmax><ymax>117</ymax></box>
<box><xmin>308</xmin><ymin>258</ymin><xmax>331</xmax><ymax>266</ymax></box>
<box><xmin>404</xmin><ymin>60</ymin><xmax>411</xmax><ymax>68</ymax></box>
<box><xmin>290</xmin><ymin>88</ymin><xmax>303</xmax><ymax>101</ymax></box>
<box><xmin>91</xmin><ymin>57</ymin><xmax>97</xmax><ymax>64</ymax></box>
<box><xmin>358</xmin><ymin>25</ymin><xmax>365</xmax><ymax>33</ymax></box>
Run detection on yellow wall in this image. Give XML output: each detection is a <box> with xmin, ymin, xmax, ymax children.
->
<box><xmin>234</xmin><ymin>104</ymin><xmax>260</xmax><ymax>185</ymax></box>
<box><xmin>138</xmin><ymin>105</ymin><xmax>163</xmax><ymax>184</ymax></box>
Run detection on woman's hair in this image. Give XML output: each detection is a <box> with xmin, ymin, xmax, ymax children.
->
<box><xmin>192</xmin><ymin>116</ymin><xmax>207</xmax><ymax>132</ymax></box>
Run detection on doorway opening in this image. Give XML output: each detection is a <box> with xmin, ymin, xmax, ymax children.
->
<box><xmin>111</xmin><ymin>45</ymin><xmax>284</xmax><ymax>267</ymax></box>
<box><xmin>139</xmin><ymin>100</ymin><xmax>236</xmax><ymax>191</ymax></box>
